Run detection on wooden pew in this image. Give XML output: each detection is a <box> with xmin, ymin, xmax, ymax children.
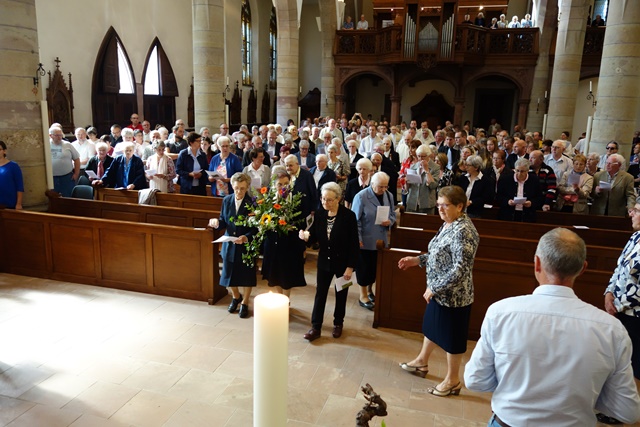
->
<box><xmin>390</xmin><ymin>226</ymin><xmax>621</xmax><ymax>272</ymax></box>
<box><xmin>0</xmin><ymin>209</ymin><xmax>227</xmax><ymax>304</ymax></box>
<box><xmin>48</xmin><ymin>194</ymin><xmax>216</xmax><ymax>228</ymax></box>
<box><xmin>400</xmin><ymin>212</ymin><xmax>631</xmax><ymax>248</ymax></box>
<box><xmin>94</xmin><ymin>187</ymin><xmax>223</xmax><ymax>212</ymax></box>
<box><xmin>374</xmin><ymin>243</ymin><xmax>613</xmax><ymax>340</ymax></box>
<box><xmin>480</xmin><ymin>206</ymin><xmax>633</xmax><ymax>231</ymax></box>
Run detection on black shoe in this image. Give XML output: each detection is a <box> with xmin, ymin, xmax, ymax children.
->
<box><xmin>303</xmin><ymin>328</ymin><xmax>321</xmax><ymax>341</ymax></box>
<box><xmin>359</xmin><ymin>300</ymin><xmax>374</xmax><ymax>311</ymax></box>
<box><xmin>228</xmin><ymin>297</ymin><xmax>242</xmax><ymax>313</ymax></box>
<box><xmin>368</xmin><ymin>292</ymin><xmax>375</xmax><ymax>302</ymax></box>
<box><xmin>332</xmin><ymin>325</ymin><xmax>343</xmax><ymax>338</ymax></box>
<box><xmin>596</xmin><ymin>413</ymin><xmax>622</xmax><ymax>425</ymax></box>
<box><xmin>238</xmin><ymin>304</ymin><xmax>249</xmax><ymax>318</ymax></box>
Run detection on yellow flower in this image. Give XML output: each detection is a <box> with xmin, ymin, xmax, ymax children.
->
<box><xmin>260</xmin><ymin>213</ymin><xmax>272</xmax><ymax>225</ymax></box>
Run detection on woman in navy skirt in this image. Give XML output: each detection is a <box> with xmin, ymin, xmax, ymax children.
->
<box><xmin>209</xmin><ymin>173</ymin><xmax>257</xmax><ymax>318</ymax></box>
<box><xmin>398</xmin><ymin>185</ymin><xmax>479</xmax><ymax>397</ymax></box>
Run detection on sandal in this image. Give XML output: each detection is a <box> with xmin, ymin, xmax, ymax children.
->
<box><xmin>427</xmin><ymin>382</ymin><xmax>461</xmax><ymax>397</ymax></box>
<box><xmin>399</xmin><ymin>362</ymin><xmax>429</xmax><ymax>378</ymax></box>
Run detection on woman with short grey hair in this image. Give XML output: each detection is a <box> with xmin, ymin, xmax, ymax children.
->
<box><xmin>457</xmin><ymin>155</ymin><xmax>495</xmax><ymax>218</ymax></box>
<box><xmin>406</xmin><ymin>145</ymin><xmax>438</xmax><ymax>214</ymax></box>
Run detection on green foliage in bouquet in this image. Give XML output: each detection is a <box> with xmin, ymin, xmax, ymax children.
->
<box><xmin>231</xmin><ymin>184</ymin><xmax>303</xmax><ymax>267</ymax></box>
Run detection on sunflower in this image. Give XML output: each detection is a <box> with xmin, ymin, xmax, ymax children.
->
<box><xmin>260</xmin><ymin>213</ymin><xmax>272</xmax><ymax>225</ymax></box>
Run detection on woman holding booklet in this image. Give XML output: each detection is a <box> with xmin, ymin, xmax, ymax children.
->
<box><xmin>175</xmin><ymin>132</ymin><xmax>209</xmax><ymax>195</ymax></box>
<box><xmin>556</xmin><ymin>153</ymin><xmax>593</xmax><ymax>214</ymax></box>
<box><xmin>208</xmin><ymin>136</ymin><xmax>243</xmax><ymax>197</ymax></box>
<box><xmin>299</xmin><ymin>182</ymin><xmax>360</xmax><ymax>341</ymax></box>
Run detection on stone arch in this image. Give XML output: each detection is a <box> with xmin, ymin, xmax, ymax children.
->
<box><xmin>337</xmin><ymin>67</ymin><xmax>394</xmax><ymax>93</ymax></box>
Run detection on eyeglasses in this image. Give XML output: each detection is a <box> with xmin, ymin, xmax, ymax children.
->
<box><xmin>436</xmin><ymin>203</ymin><xmax>452</xmax><ymax>209</ymax></box>
<box><xmin>321</xmin><ymin>197</ymin><xmax>337</xmax><ymax>203</ymax></box>
<box><xmin>417</xmin><ymin>155</ymin><xmax>428</xmax><ymax>159</ymax></box>
<box><xmin>606</xmin><ymin>146</ymin><xmax>617</xmax><ymax>151</ymax></box>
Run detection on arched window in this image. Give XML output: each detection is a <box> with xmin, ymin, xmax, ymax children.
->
<box><xmin>241</xmin><ymin>0</ymin><xmax>252</xmax><ymax>86</ymax></box>
<box><xmin>142</xmin><ymin>38</ymin><xmax>178</xmax><ymax>126</ymax></box>
<box><xmin>269</xmin><ymin>6</ymin><xmax>277</xmax><ymax>89</ymax></box>
<box><xmin>92</xmin><ymin>27</ymin><xmax>137</xmax><ymax>134</ymax></box>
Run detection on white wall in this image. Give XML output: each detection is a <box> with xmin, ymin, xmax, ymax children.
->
<box><xmin>400</xmin><ymin>80</ymin><xmax>455</xmax><ymax>122</ymax></box>
<box><xmin>35</xmin><ymin>0</ymin><xmax>193</xmax><ymax>130</ymax></box>
<box><xmin>298</xmin><ymin>0</ymin><xmax>322</xmax><ymax>95</ymax></box>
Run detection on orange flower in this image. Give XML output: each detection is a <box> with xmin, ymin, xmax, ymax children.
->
<box><xmin>278</xmin><ymin>219</ymin><xmax>287</xmax><ymax>226</ymax></box>
<box><xmin>257</xmin><ymin>199</ymin><xmax>264</xmax><ymax>204</ymax></box>
<box><xmin>273</xmin><ymin>203</ymin><xmax>282</xmax><ymax>210</ymax></box>
<box><xmin>260</xmin><ymin>187</ymin><xmax>268</xmax><ymax>194</ymax></box>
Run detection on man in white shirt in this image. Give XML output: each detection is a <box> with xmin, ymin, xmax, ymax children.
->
<box><xmin>545</xmin><ymin>140</ymin><xmax>573</xmax><ymax>179</ymax></box>
<box><xmin>356</xmin><ymin>14</ymin><xmax>369</xmax><ymax>30</ymax></box>
<box><xmin>359</xmin><ymin>125</ymin><xmax>381</xmax><ymax>156</ymax></box>
<box><xmin>319</xmin><ymin>119</ymin><xmax>343</xmax><ymax>143</ymax></box>
<box><xmin>141</xmin><ymin>120</ymin><xmax>152</xmax><ymax>143</ymax></box>
<box><xmin>72</xmin><ymin>127</ymin><xmax>96</xmax><ymax>171</ymax></box>
<box><xmin>465</xmin><ymin>228</ymin><xmax>640</xmax><ymax>427</ymax></box>
<box><xmin>388</xmin><ymin>126</ymin><xmax>402</xmax><ymax>148</ymax></box>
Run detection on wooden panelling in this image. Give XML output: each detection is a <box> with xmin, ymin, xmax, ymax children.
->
<box><xmin>50</xmin><ymin>224</ymin><xmax>96</xmax><ymax>278</ymax></box>
<box><xmin>94</xmin><ymin>188</ymin><xmax>222</xmax><ymax>212</ymax></box>
<box><xmin>0</xmin><ymin>210</ymin><xmax>221</xmax><ymax>303</ymax></box>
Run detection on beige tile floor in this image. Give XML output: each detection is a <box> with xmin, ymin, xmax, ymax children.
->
<box><xmin>0</xmin><ymin>265</ymin><xmax>635</xmax><ymax>427</ymax></box>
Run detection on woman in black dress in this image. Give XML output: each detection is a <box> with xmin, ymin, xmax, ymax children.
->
<box><xmin>209</xmin><ymin>173</ymin><xmax>257</xmax><ymax>318</ymax></box>
<box><xmin>299</xmin><ymin>182</ymin><xmax>360</xmax><ymax>341</ymax></box>
<box><xmin>398</xmin><ymin>186</ymin><xmax>479</xmax><ymax>397</ymax></box>
<box><xmin>261</xmin><ymin>170</ymin><xmax>307</xmax><ymax>299</ymax></box>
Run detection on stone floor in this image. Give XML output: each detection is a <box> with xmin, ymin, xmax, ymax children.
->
<box><xmin>0</xmin><ymin>267</ymin><xmax>634</xmax><ymax>427</ymax></box>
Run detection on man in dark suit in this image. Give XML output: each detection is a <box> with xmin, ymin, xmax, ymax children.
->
<box><xmin>346</xmin><ymin>139</ymin><xmax>364</xmax><ymax>180</ymax></box>
<box><xmin>309</xmin><ymin>154</ymin><xmax>337</xmax><ymax>210</ymax></box>
<box><xmin>294</xmin><ymin>140</ymin><xmax>316</xmax><ymax>170</ymax></box>
<box><xmin>284</xmin><ymin>154</ymin><xmax>318</xmax><ymax>219</ymax></box>
<box><xmin>263</xmin><ymin>130</ymin><xmax>284</xmax><ymax>163</ymax></box>
<box><xmin>438</xmin><ymin>132</ymin><xmax>460</xmax><ymax>170</ymax></box>
<box><xmin>506</xmin><ymin>139</ymin><xmax>528</xmax><ymax>169</ymax></box>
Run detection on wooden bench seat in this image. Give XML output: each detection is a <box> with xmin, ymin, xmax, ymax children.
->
<box><xmin>94</xmin><ymin>187</ymin><xmax>222</xmax><ymax>212</ymax></box>
<box><xmin>390</xmin><ymin>226</ymin><xmax>621</xmax><ymax>272</ymax></box>
<box><xmin>400</xmin><ymin>212</ymin><xmax>631</xmax><ymax>248</ymax></box>
<box><xmin>374</xmin><ymin>243</ymin><xmax>613</xmax><ymax>340</ymax></box>
<box><xmin>0</xmin><ymin>209</ymin><xmax>227</xmax><ymax>304</ymax></box>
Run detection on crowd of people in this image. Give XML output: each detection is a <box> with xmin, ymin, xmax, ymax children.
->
<box><xmin>3</xmin><ymin>112</ymin><xmax>640</xmax><ymax>425</ymax></box>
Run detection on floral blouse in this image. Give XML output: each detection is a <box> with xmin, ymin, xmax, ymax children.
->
<box><xmin>418</xmin><ymin>214</ymin><xmax>479</xmax><ymax>307</ymax></box>
<box><xmin>328</xmin><ymin>158</ymin><xmax>349</xmax><ymax>193</ymax></box>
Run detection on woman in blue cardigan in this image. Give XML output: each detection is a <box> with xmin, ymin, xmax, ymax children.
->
<box><xmin>93</xmin><ymin>142</ymin><xmax>147</xmax><ymax>190</ymax></box>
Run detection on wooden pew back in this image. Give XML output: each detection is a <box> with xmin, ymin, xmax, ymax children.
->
<box><xmin>390</xmin><ymin>226</ymin><xmax>621</xmax><ymax>272</ymax></box>
<box><xmin>400</xmin><ymin>212</ymin><xmax>631</xmax><ymax>248</ymax></box>
<box><xmin>49</xmin><ymin>195</ymin><xmax>216</xmax><ymax>228</ymax></box>
<box><xmin>374</xmin><ymin>244</ymin><xmax>613</xmax><ymax>340</ymax></box>
<box><xmin>95</xmin><ymin>187</ymin><xmax>223</xmax><ymax>212</ymax></box>
<box><xmin>0</xmin><ymin>209</ymin><xmax>224</xmax><ymax>303</ymax></box>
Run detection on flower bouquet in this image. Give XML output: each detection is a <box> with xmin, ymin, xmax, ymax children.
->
<box><xmin>231</xmin><ymin>184</ymin><xmax>303</xmax><ymax>267</ymax></box>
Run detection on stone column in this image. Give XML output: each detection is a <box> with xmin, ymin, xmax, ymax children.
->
<box><xmin>525</xmin><ymin>0</ymin><xmax>558</xmax><ymax>131</ymax></box>
<box><xmin>192</xmin><ymin>0</ymin><xmax>225</xmax><ymax>130</ymax></box>
<box><xmin>274</xmin><ymin>0</ymin><xmax>300</xmax><ymax>126</ymax></box>
<box><xmin>454</xmin><ymin>97</ymin><xmax>465</xmax><ymax>127</ymax></box>
<box><xmin>318</xmin><ymin>0</ymin><xmax>336</xmax><ymax>118</ymax></box>
<box><xmin>0</xmin><ymin>0</ymin><xmax>47</xmax><ymax>209</ymax></box>
<box><xmin>334</xmin><ymin>94</ymin><xmax>344</xmax><ymax>119</ymax></box>
<box><xmin>545</xmin><ymin>0</ymin><xmax>589</xmax><ymax>140</ymax></box>
<box><xmin>589</xmin><ymin>1</ymin><xmax>640</xmax><ymax>156</ymax></box>
<box><xmin>390</xmin><ymin>96</ymin><xmax>402</xmax><ymax>126</ymax></box>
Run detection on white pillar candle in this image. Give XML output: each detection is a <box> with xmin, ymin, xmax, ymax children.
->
<box><xmin>544</xmin><ymin>90</ymin><xmax>548</xmax><ymax>99</ymax></box>
<box><xmin>226</xmin><ymin>76</ymin><xmax>229</xmax><ymax>86</ymax></box>
<box><xmin>589</xmin><ymin>80</ymin><xmax>592</xmax><ymax>92</ymax></box>
<box><xmin>253</xmin><ymin>292</ymin><xmax>289</xmax><ymax>427</ymax></box>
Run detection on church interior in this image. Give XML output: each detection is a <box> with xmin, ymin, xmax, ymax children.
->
<box><xmin>1</xmin><ymin>0</ymin><xmax>640</xmax><ymax>425</ymax></box>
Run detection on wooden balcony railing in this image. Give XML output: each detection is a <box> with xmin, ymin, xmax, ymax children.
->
<box><xmin>334</xmin><ymin>24</ymin><xmax>540</xmax><ymax>67</ymax></box>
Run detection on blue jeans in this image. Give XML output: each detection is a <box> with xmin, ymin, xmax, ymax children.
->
<box><xmin>487</xmin><ymin>414</ymin><xmax>505</xmax><ymax>427</ymax></box>
<box><xmin>54</xmin><ymin>172</ymin><xmax>76</xmax><ymax>197</ymax></box>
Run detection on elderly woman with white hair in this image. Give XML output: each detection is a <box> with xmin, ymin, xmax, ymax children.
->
<box><xmin>146</xmin><ymin>141</ymin><xmax>177</xmax><ymax>193</ymax></box>
<box><xmin>406</xmin><ymin>144</ymin><xmax>439</xmax><ymax>214</ymax></box>
<box><xmin>345</xmin><ymin>158</ymin><xmax>373</xmax><ymax>208</ymax></box>
<box><xmin>299</xmin><ymin>182</ymin><xmax>360</xmax><ymax>341</ymax></box>
<box><xmin>93</xmin><ymin>142</ymin><xmax>147</xmax><ymax>190</ymax></box>
<box><xmin>208</xmin><ymin>135</ymin><xmax>243</xmax><ymax>197</ymax></box>
<box><xmin>457</xmin><ymin>154</ymin><xmax>495</xmax><ymax>218</ymax></box>
<box><xmin>113</xmin><ymin>127</ymin><xmax>135</xmax><ymax>157</ymax></box>
<box><xmin>351</xmin><ymin>171</ymin><xmax>397</xmax><ymax>310</ymax></box>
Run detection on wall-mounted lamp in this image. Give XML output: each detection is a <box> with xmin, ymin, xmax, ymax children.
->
<box><xmin>587</xmin><ymin>81</ymin><xmax>597</xmax><ymax>107</ymax></box>
<box><xmin>33</xmin><ymin>63</ymin><xmax>46</xmax><ymax>87</ymax></box>
<box><xmin>223</xmin><ymin>76</ymin><xmax>230</xmax><ymax>101</ymax></box>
